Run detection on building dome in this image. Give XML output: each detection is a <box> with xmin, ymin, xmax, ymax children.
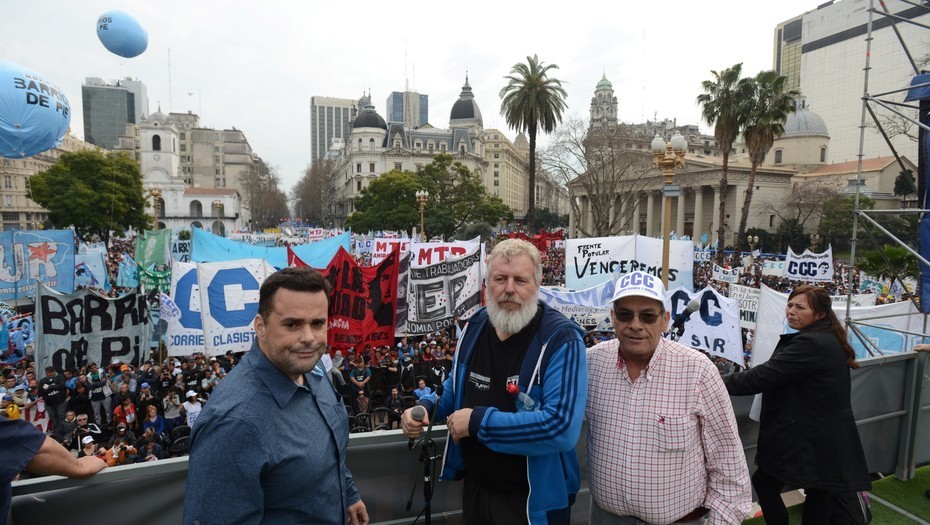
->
<box><xmin>781</xmin><ymin>102</ymin><xmax>829</xmax><ymax>138</ymax></box>
<box><xmin>595</xmin><ymin>74</ymin><xmax>612</xmax><ymax>91</ymax></box>
<box><xmin>353</xmin><ymin>105</ymin><xmax>387</xmax><ymax>130</ymax></box>
<box><xmin>450</xmin><ymin>75</ymin><xmax>483</xmax><ymax>125</ymax></box>
<box><xmin>147</xmin><ymin>106</ymin><xmax>170</xmax><ymax>125</ymax></box>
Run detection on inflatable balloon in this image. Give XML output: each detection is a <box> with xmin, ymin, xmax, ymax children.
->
<box><xmin>0</xmin><ymin>62</ymin><xmax>71</xmax><ymax>159</ymax></box>
<box><xmin>96</xmin><ymin>11</ymin><xmax>148</xmax><ymax>58</ymax></box>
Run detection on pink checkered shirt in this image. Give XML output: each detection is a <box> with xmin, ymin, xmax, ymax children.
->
<box><xmin>586</xmin><ymin>338</ymin><xmax>752</xmax><ymax>525</ymax></box>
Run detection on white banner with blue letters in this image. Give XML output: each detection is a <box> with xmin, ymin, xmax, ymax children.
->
<box><xmin>783</xmin><ymin>246</ymin><xmax>834</xmax><ymax>282</ymax></box>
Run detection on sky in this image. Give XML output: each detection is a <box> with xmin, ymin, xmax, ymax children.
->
<box><xmin>2</xmin><ymin>0</ymin><xmax>821</xmax><ymax>193</ymax></box>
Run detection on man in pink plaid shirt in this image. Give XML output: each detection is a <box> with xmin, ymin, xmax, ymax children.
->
<box><xmin>585</xmin><ymin>271</ymin><xmax>751</xmax><ymax>525</ymax></box>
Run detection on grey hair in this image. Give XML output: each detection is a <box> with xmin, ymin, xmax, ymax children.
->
<box><xmin>486</xmin><ymin>238</ymin><xmax>543</xmax><ymax>285</ymax></box>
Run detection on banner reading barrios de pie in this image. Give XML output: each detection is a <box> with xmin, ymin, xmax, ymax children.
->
<box><xmin>406</xmin><ymin>246</ymin><xmax>483</xmax><ymax>335</ymax></box>
<box><xmin>35</xmin><ymin>282</ymin><xmax>151</xmax><ymax>371</ymax></box>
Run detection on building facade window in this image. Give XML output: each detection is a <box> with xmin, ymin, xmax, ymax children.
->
<box><xmin>369</xmin><ymin>163</ymin><xmax>375</xmax><ymax>173</ymax></box>
<box><xmin>3</xmin><ymin>176</ymin><xmax>11</xmax><ymax>189</ymax></box>
<box><xmin>820</xmin><ymin>147</ymin><xmax>826</xmax><ymax>162</ymax></box>
<box><xmin>394</xmin><ymin>162</ymin><xmax>402</xmax><ymax>171</ymax></box>
<box><xmin>152</xmin><ymin>135</ymin><xmax>161</xmax><ymax>151</ymax></box>
<box><xmin>774</xmin><ymin>150</ymin><xmax>783</xmax><ymax>164</ymax></box>
<box><xmin>356</xmin><ymin>163</ymin><xmax>361</xmax><ymax>173</ymax></box>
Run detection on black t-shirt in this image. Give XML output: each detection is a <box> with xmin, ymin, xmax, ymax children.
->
<box><xmin>460</xmin><ymin>307</ymin><xmax>542</xmax><ymax>491</ymax></box>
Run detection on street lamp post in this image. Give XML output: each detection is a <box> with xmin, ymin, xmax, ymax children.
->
<box><xmin>213</xmin><ymin>200</ymin><xmax>223</xmax><ymax>236</ymax></box>
<box><xmin>416</xmin><ymin>190</ymin><xmax>429</xmax><ymax>240</ymax></box>
<box><xmin>747</xmin><ymin>235</ymin><xmax>760</xmax><ymax>266</ymax></box>
<box><xmin>651</xmin><ymin>132</ymin><xmax>687</xmax><ymax>289</ymax></box>
<box><xmin>146</xmin><ymin>186</ymin><xmax>162</xmax><ymax>230</ymax></box>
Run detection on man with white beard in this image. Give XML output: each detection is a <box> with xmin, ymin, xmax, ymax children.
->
<box><xmin>402</xmin><ymin>239</ymin><xmax>587</xmax><ymax>525</ymax></box>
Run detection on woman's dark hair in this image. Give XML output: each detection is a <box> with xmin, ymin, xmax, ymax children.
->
<box><xmin>788</xmin><ymin>285</ymin><xmax>859</xmax><ymax>368</ymax></box>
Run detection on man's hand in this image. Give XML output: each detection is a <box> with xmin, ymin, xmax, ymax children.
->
<box><xmin>445</xmin><ymin>408</ymin><xmax>473</xmax><ymax>444</ymax></box>
<box><xmin>347</xmin><ymin>499</ymin><xmax>369</xmax><ymax>525</ymax></box>
<box><xmin>401</xmin><ymin>407</ymin><xmax>429</xmax><ymax>439</ymax></box>
<box><xmin>915</xmin><ymin>343</ymin><xmax>930</xmax><ymax>353</ymax></box>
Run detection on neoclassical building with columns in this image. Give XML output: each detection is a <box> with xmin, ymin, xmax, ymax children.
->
<box><xmin>566</xmin><ymin>76</ymin><xmax>888</xmax><ymax>246</ymax></box>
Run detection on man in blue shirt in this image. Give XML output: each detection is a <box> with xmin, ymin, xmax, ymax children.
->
<box><xmin>184</xmin><ymin>266</ymin><xmax>368</xmax><ymax>525</ymax></box>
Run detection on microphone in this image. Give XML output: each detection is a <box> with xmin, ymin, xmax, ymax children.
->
<box><xmin>672</xmin><ymin>299</ymin><xmax>701</xmax><ymax>334</ymax></box>
<box><xmin>408</xmin><ymin>405</ymin><xmax>427</xmax><ymax>449</ymax></box>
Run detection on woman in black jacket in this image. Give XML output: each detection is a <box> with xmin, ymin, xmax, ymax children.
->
<box><xmin>67</xmin><ymin>381</ymin><xmax>94</xmax><ymax>420</ymax></box>
<box><xmin>725</xmin><ymin>285</ymin><xmax>870</xmax><ymax>525</ymax></box>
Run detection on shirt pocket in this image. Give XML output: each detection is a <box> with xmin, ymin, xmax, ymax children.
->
<box><xmin>656</xmin><ymin>415</ymin><xmax>695</xmax><ymax>452</ymax></box>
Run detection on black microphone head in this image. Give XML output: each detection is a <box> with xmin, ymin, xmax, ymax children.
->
<box><xmin>410</xmin><ymin>405</ymin><xmax>426</xmax><ymax>421</ymax></box>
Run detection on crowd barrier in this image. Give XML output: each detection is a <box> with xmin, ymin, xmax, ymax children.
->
<box><xmin>10</xmin><ymin>351</ymin><xmax>928</xmax><ymax>525</ymax></box>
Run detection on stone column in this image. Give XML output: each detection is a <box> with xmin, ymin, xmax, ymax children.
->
<box><xmin>646</xmin><ymin>191</ymin><xmax>655</xmax><ymax>237</ymax></box>
<box><xmin>693</xmin><ymin>185</ymin><xmax>704</xmax><ymax>242</ymax></box>
<box><xmin>676</xmin><ymin>188</ymin><xmax>686</xmax><ymax>239</ymax></box>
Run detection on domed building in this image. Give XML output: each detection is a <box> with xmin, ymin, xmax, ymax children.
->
<box><xmin>335</xmin><ymin>78</ymin><xmax>489</xmax><ymax>224</ymax></box>
<box><xmin>590</xmin><ymin>74</ymin><xmax>618</xmax><ymax>128</ymax></box>
<box><xmin>765</xmin><ymin>99</ymin><xmax>830</xmax><ymax>168</ymax></box>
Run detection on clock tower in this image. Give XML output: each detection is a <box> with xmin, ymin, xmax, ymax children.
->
<box><xmin>137</xmin><ymin>109</ymin><xmax>184</xmax><ymax>228</ymax></box>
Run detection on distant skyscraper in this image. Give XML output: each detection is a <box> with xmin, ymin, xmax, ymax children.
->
<box><xmin>310</xmin><ymin>96</ymin><xmax>359</xmax><ymax>163</ymax></box>
<box><xmin>386</xmin><ymin>91</ymin><xmax>428</xmax><ymax>129</ymax></box>
<box><xmin>81</xmin><ymin>77</ymin><xmax>148</xmax><ymax>149</ymax></box>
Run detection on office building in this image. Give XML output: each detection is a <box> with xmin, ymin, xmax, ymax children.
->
<box><xmin>385</xmin><ymin>91</ymin><xmax>429</xmax><ymax>129</ymax></box>
<box><xmin>309</xmin><ymin>96</ymin><xmax>359</xmax><ymax>163</ymax></box>
<box><xmin>81</xmin><ymin>77</ymin><xmax>148</xmax><ymax>149</ymax></box>
<box><xmin>773</xmin><ymin>0</ymin><xmax>930</xmax><ymax>163</ymax></box>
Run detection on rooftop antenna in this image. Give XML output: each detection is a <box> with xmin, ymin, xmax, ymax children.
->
<box><xmin>167</xmin><ymin>48</ymin><xmax>173</xmax><ymax>112</ymax></box>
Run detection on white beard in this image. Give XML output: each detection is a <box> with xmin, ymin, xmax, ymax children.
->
<box><xmin>486</xmin><ymin>293</ymin><xmax>538</xmax><ymax>336</ymax></box>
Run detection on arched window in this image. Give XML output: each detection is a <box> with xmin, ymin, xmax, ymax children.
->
<box><xmin>152</xmin><ymin>135</ymin><xmax>161</xmax><ymax>151</ymax></box>
<box><xmin>774</xmin><ymin>149</ymin><xmax>783</xmax><ymax>164</ymax></box>
<box><xmin>369</xmin><ymin>138</ymin><xmax>375</xmax><ymax>150</ymax></box>
<box><xmin>820</xmin><ymin>147</ymin><xmax>826</xmax><ymax>162</ymax></box>
<box><xmin>190</xmin><ymin>200</ymin><xmax>203</xmax><ymax>217</ymax></box>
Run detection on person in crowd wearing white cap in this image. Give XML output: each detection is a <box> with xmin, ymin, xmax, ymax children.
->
<box><xmin>77</xmin><ymin>435</ymin><xmax>102</xmax><ymax>458</ymax></box>
<box><xmin>402</xmin><ymin>239</ymin><xmax>587</xmax><ymax>525</ymax></box>
<box><xmin>180</xmin><ymin>390</ymin><xmax>202</xmax><ymax>427</ymax></box>
<box><xmin>184</xmin><ymin>266</ymin><xmax>367</xmax><ymax>525</ymax></box>
<box><xmin>585</xmin><ymin>270</ymin><xmax>752</xmax><ymax>525</ymax></box>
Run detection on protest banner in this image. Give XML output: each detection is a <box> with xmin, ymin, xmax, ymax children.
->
<box><xmin>196</xmin><ymin>259</ymin><xmax>276</xmax><ymax>356</ymax></box>
<box><xmin>538</xmin><ymin>281</ymin><xmax>614</xmax><ymax>329</ymax></box>
<box><xmin>761</xmin><ymin>259</ymin><xmax>786</xmax><ymax>277</ymax></box>
<box><xmin>406</xmin><ymin>246</ymin><xmax>483</xmax><ymax>335</ymax></box>
<box><xmin>753</xmin><ymin>284</ymin><xmax>922</xmax><ymax>366</ymax></box>
<box><xmin>565</xmin><ymin>235</ymin><xmax>693</xmax><ymax>290</ymax></box>
<box><xmin>667</xmin><ymin>286</ymin><xmax>744</xmax><ymax>366</ymax></box>
<box><xmin>135</xmin><ymin>229</ymin><xmax>171</xmax><ymax>269</ymax></box>
<box><xmin>74</xmin><ymin>252</ymin><xmax>110</xmax><ymax>291</ymax></box>
<box><xmin>712</xmin><ymin>264</ymin><xmax>740</xmax><ymax>284</ymax></box>
<box><xmin>729</xmin><ymin>284</ymin><xmax>760</xmax><ymax>329</ymax></box>
<box><xmin>34</xmin><ymin>282</ymin><xmax>152</xmax><ymax>371</ymax></box>
<box><xmin>783</xmin><ymin>246</ymin><xmax>834</xmax><ymax>282</ymax></box>
<box><xmin>171</xmin><ymin>240</ymin><xmax>191</xmax><ymax>262</ymax></box>
<box><xmin>289</xmin><ymin>246</ymin><xmax>399</xmax><ymax>353</ymax></box>
<box><xmin>193</xmin><ymin>228</ymin><xmax>350</xmax><ymax>269</ymax></box>
<box><xmin>165</xmin><ymin>261</ymin><xmax>204</xmax><ymax>356</ymax></box>
<box><xmin>0</xmin><ymin>230</ymin><xmax>75</xmax><ymax>300</ymax></box>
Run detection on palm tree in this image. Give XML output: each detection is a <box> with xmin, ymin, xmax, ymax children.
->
<box><xmin>737</xmin><ymin>70</ymin><xmax>799</xmax><ymax>251</ymax></box>
<box><xmin>696</xmin><ymin>63</ymin><xmax>751</xmax><ymax>260</ymax></box>
<box><xmin>500</xmin><ymin>54</ymin><xmax>568</xmax><ymax>233</ymax></box>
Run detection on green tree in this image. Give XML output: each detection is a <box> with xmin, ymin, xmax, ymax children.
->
<box><xmin>240</xmin><ymin>158</ymin><xmax>290</xmax><ymax>229</ymax></box>
<box><xmin>857</xmin><ymin>245</ymin><xmax>919</xmax><ymax>281</ymax></box>
<box><xmin>534</xmin><ymin>208</ymin><xmax>568</xmax><ymax>230</ymax></box>
<box><xmin>893</xmin><ymin>169</ymin><xmax>916</xmax><ymax>207</ymax></box>
<box><xmin>820</xmin><ymin>194</ymin><xmax>874</xmax><ymax>251</ymax></box>
<box><xmin>417</xmin><ymin>154</ymin><xmax>513</xmax><ymax>240</ymax></box>
<box><xmin>696</xmin><ymin>63</ymin><xmax>752</xmax><ymax>261</ymax></box>
<box><xmin>500</xmin><ymin>54</ymin><xmax>567</xmax><ymax>233</ymax></box>
<box><xmin>345</xmin><ymin>170</ymin><xmax>422</xmax><ymax>234</ymax></box>
<box><xmin>346</xmin><ymin>155</ymin><xmax>513</xmax><ymax>240</ymax></box>
<box><xmin>737</xmin><ymin>70</ymin><xmax>798</xmax><ymax>250</ymax></box>
<box><xmin>29</xmin><ymin>150</ymin><xmax>149</xmax><ymax>243</ymax></box>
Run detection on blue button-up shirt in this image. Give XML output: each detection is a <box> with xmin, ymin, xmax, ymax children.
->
<box><xmin>184</xmin><ymin>341</ymin><xmax>359</xmax><ymax>525</ymax></box>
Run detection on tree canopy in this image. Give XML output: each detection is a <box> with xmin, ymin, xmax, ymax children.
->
<box><xmin>292</xmin><ymin>158</ymin><xmax>340</xmax><ymax>226</ymax></box>
<box><xmin>346</xmin><ymin>154</ymin><xmax>512</xmax><ymax>239</ymax></box>
<box><xmin>500</xmin><ymin>54</ymin><xmax>567</xmax><ymax>232</ymax></box>
<box><xmin>29</xmin><ymin>149</ymin><xmax>149</xmax><ymax>241</ymax></box>
<box><xmin>240</xmin><ymin>157</ymin><xmax>290</xmax><ymax>229</ymax></box>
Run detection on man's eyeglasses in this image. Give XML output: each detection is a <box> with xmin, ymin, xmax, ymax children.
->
<box><xmin>614</xmin><ymin>310</ymin><xmax>663</xmax><ymax>325</ymax></box>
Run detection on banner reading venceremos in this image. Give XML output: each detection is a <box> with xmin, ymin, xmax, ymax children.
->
<box><xmin>565</xmin><ymin>235</ymin><xmax>693</xmax><ymax>290</ymax></box>
<box><xmin>406</xmin><ymin>246</ymin><xmax>482</xmax><ymax>335</ymax></box>
<box><xmin>35</xmin><ymin>282</ymin><xmax>151</xmax><ymax>371</ymax></box>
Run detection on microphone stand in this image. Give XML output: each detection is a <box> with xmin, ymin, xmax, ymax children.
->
<box><xmin>405</xmin><ymin>410</ymin><xmax>443</xmax><ymax>525</ymax></box>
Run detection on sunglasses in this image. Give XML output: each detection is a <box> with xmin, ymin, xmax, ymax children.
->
<box><xmin>614</xmin><ymin>310</ymin><xmax>663</xmax><ymax>325</ymax></box>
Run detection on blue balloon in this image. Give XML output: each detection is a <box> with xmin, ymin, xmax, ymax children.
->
<box><xmin>0</xmin><ymin>62</ymin><xmax>71</xmax><ymax>159</ymax></box>
<box><xmin>96</xmin><ymin>10</ymin><xmax>148</xmax><ymax>58</ymax></box>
